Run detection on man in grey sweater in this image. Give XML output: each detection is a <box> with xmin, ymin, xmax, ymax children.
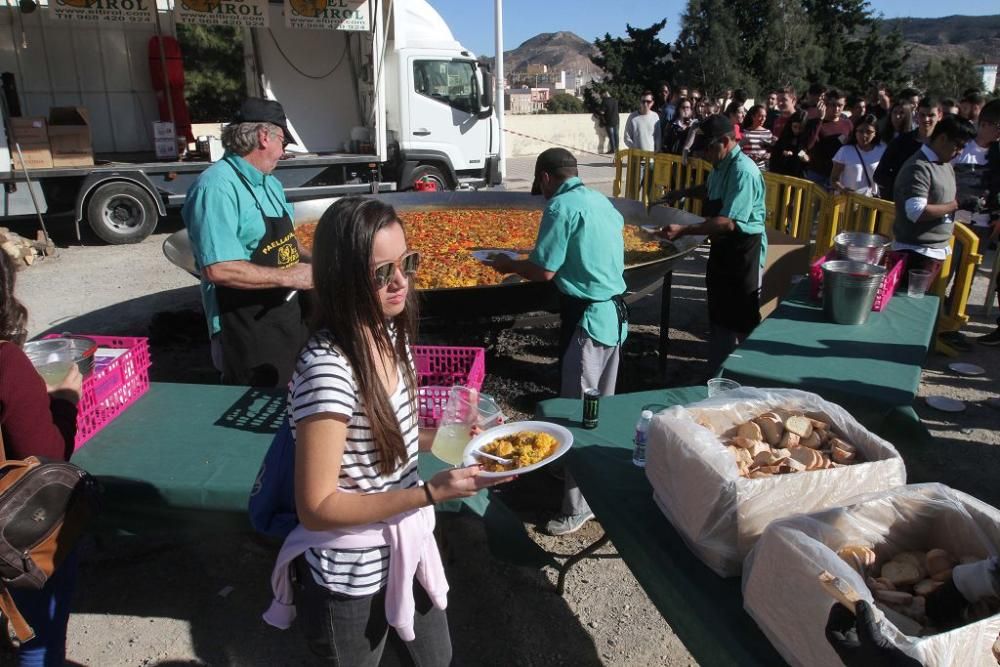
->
<box><xmin>624</xmin><ymin>91</ymin><xmax>662</xmax><ymax>152</ymax></box>
<box><xmin>892</xmin><ymin>115</ymin><xmax>977</xmax><ymax>284</ymax></box>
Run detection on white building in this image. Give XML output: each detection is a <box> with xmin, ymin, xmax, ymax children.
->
<box><xmin>975</xmin><ymin>64</ymin><xmax>998</xmax><ymax>94</ymax></box>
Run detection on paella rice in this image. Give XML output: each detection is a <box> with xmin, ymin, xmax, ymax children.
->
<box><xmin>479</xmin><ymin>430</ymin><xmax>560</xmax><ymax>473</ymax></box>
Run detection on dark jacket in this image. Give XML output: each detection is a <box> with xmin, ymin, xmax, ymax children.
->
<box><xmin>601</xmin><ymin>97</ymin><xmax>620</xmax><ymax>128</ymax></box>
<box><xmin>874</xmin><ymin>131</ymin><xmax>922</xmax><ymax>200</ymax></box>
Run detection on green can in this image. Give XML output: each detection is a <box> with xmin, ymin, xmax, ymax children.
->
<box><xmin>582</xmin><ymin>388</ymin><xmax>600</xmax><ymax>429</ymax></box>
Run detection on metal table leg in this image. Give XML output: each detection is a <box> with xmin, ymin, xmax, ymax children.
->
<box><xmin>556</xmin><ymin>532</ymin><xmax>611</xmax><ymax>595</ymax></box>
<box><xmin>658</xmin><ymin>271</ymin><xmax>673</xmax><ymax>377</ymax></box>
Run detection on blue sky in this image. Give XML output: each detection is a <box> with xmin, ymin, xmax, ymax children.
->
<box><xmin>429</xmin><ymin>0</ymin><xmax>996</xmax><ymax>59</ymax></box>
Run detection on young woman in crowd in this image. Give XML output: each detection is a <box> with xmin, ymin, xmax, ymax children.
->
<box><xmin>740</xmin><ymin>104</ymin><xmax>774</xmax><ymax>171</ymax></box>
<box><xmin>664</xmin><ymin>97</ymin><xmax>695</xmax><ymax>154</ymax></box>
<box><xmin>266</xmin><ymin>197</ymin><xmax>510</xmax><ymax>666</ymax></box>
<box><xmin>0</xmin><ymin>250</ymin><xmax>82</xmax><ymax>667</ymax></box>
<box><xmin>831</xmin><ymin>114</ymin><xmax>886</xmax><ymax>197</ymax></box>
<box><xmin>768</xmin><ymin>111</ymin><xmax>810</xmax><ymax>178</ymax></box>
<box><xmin>725</xmin><ymin>101</ymin><xmax>745</xmax><ymax>141</ymax></box>
<box><xmin>881</xmin><ymin>101</ymin><xmax>913</xmax><ymax>145</ymax></box>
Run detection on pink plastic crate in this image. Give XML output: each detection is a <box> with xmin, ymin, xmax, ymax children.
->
<box><xmin>45</xmin><ymin>335</ymin><xmax>151</xmax><ymax>450</ymax></box>
<box><xmin>809</xmin><ymin>250</ymin><xmax>906</xmax><ymax>312</ymax></box>
<box><xmin>412</xmin><ymin>345</ymin><xmax>486</xmax><ymax>428</ymax></box>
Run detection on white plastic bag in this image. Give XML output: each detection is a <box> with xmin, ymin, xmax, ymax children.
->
<box><xmin>743</xmin><ymin>483</ymin><xmax>1000</xmax><ymax>667</ymax></box>
<box><xmin>644</xmin><ymin>387</ymin><xmax>906</xmax><ymax>577</ymax></box>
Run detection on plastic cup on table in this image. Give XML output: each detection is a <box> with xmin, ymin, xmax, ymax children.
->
<box><xmin>907</xmin><ymin>269</ymin><xmax>933</xmax><ymax>298</ymax></box>
<box><xmin>707</xmin><ymin>377</ymin><xmax>741</xmax><ymax>398</ymax></box>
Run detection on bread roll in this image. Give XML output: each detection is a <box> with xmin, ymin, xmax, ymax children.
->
<box><xmin>737</xmin><ymin>421</ymin><xmax>764</xmax><ymax>441</ymax></box>
<box><xmin>881</xmin><ymin>560</ymin><xmax>922</xmax><ymax>586</ymax></box>
<box><xmin>800</xmin><ymin>431</ymin><xmax>823</xmax><ymax>449</ymax></box>
<box><xmin>925</xmin><ymin>549</ymin><xmax>955</xmax><ymax>577</ymax></box>
<box><xmin>778</xmin><ymin>431</ymin><xmax>801</xmax><ymax>449</ymax></box>
<box><xmin>785</xmin><ymin>415</ymin><xmax>814</xmax><ymax>438</ymax></box>
<box><xmin>895</xmin><ymin>552</ymin><xmax>928</xmax><ymax>578</ymax></box>
<box><xmin>754</xmin><ymin>414</ymin><xmax>784</xmax><ymax>445</ymax></box>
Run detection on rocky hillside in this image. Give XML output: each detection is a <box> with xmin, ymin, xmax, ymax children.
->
<box><xmin>879</xmin><ymin>14</ymin><xmax>1000</xmax><ymax>67</ymax></box>
<box><xmin>484</xmin><ymin>31</ymin><xmax>603</xmax><ymax>76</ymax></box>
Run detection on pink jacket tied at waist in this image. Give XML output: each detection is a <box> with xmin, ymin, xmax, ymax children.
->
<box><xmin>263</xmin><ymin>503</ymin><xmax>448</xmax><ymax>641</ymax></box>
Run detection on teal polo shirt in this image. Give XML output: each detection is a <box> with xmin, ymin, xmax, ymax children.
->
<box><xmin>529</xmin><ymin>177</ymin><xmax>628</xmax><ymax>347</ymax></box>
<box><xmin>181</xmin><ymin>153</ymin><xmax>294</xmax><ymax>336</ymax></box>
<box><xmin>707</xmin><ymin>145</ymin><xmax>768</xmax><ymax>268</ymax></box>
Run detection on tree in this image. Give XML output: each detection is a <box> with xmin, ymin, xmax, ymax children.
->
<box><xmin>177</xmin><ymin>25</ymin><xmax>246</xmax><ymax>122</ymax></box>
<box><xmin>916</xmin><ymin>55</ymin><xmax>982</xmax><ymax>99</ymax></box>
<box><xmin>545</xmin><ymin>93</ymin><xmax>585</xmax><ymax>114</ymax></box>
<box><xmin>750</xmin><ymin>0</ymin><xmax>821</xmax><ymax>93</ymax></box>
<box><xmin>588</xmin><ymin>19</ymin><xmax>672</xmax><ymax>110</ymax></box>
<box><xmin>672</xmin><ymin>0</ymin><xmax>752</xmax><ymax>97</ymax></box>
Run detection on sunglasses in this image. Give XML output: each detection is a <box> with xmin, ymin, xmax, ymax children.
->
<box><xmin>373</xmin><ymin>251</ymin><xmax>420</xmax><ymax>288</ymax></box>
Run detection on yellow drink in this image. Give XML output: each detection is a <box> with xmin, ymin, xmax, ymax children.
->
<box><xmin>35</xmin><ymin>361</ymin><xmax>73</xmax><ymax>386</ymax></box>
<box><xmin>431</xmin><ymin>423</ymin><xmax>472</xmax><ymax>466</ymax></box>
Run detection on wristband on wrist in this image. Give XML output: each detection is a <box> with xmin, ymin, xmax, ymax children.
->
<box><xmin>422</xmin><ymin>483</ymin><xmax>435</xmax><ymax>506</ymax></box>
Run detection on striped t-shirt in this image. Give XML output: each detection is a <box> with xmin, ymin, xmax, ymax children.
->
<box><xmin>289</xmin><ymin>330</ymin><xmax>420</xmax><ymax>597</ymax></box>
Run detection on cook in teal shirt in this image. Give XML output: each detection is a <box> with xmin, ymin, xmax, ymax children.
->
<box><xmin>707</xmin><ymin>145</ymin><xmax>767</xmax><ymax>268</ymax></box>
<box><xmin>181</xmin><ymin>153</ymin><xmax>294</xmax><ymax>336</ymax></box>
<box><xmin>529</xmin><ymin>177</ymin><xmax>628</xmax><ymax>347</ymax></box>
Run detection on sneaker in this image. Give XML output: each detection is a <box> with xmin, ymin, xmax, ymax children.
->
<box><xmin>545</xmin><ymin>511</ymin><xmax>595</xmax><ymax>536</ymax></box>
<box><xmin>978</xmin><ymin>327</ymin><xmax>1000</xmax><ymax>347</ymax></box>
<box><xmin>940</xmin><ymin>330</ymin><xmax>973</xmax><ymax>351</ymax></box>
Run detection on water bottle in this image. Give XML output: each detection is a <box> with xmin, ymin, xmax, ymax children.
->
<box><xmin>632</xmin><ymin>409</ymin><xmax>653</xmax><ymax>467</ymax></box>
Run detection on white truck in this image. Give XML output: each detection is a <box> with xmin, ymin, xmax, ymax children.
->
<box><xmin>0</xmin><ymin>0</ymin><xmax>500</xmax><ymax>243</ymax></box>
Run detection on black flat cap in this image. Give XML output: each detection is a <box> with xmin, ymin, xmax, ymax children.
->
<box><xmin>531</xmin><ymin>148</ymin><xmax>578</xmax><ymax>194</ymax></box>
<box><xmin>232</xmin><ymin>98</ymin><xmax>296</xmax><ymax>145</ymax></box>
<box><xmin>699</xmin><ymin>114</ymin><xmax>734</xmax><ymax>144</ymax></box>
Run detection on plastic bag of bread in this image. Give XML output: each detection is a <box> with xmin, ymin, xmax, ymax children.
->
<box><xmin>743</xmin><ymin>484</ymin><xmax>1000</xmax><ymax>667</ymax></box>
<box><xmin>644</xmin><ymin>387</ymin><xmax>905</xmax><ymax>577</ymax></box>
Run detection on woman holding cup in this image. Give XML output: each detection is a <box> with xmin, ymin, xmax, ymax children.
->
<box><xmin>265</xmin><ymin>197</ymin><xmax>511</xmax><ymax>666</ymax></box>
<box><xmin>0</xmin><ymin>249</ymin><xmax>83</xmax><ymax>665</ymax></box>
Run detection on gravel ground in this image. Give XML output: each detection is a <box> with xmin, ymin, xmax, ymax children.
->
<box><xmin>5</xmin><ymin>158</ymin><xmax>998</xmax><ymax>666</ymax></box>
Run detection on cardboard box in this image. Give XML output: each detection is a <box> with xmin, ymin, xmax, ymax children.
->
<box><xmin>48</xmin><ymin>107</ymin><xmax>93</xmax><ymax>164</ymax></box>
<box><xmin>152</xmin><ymin>121</ymin><xmax>176</xmax><ymax>140</ymax></box>
<box><xmin>9</xmin><ymin>117</ymin><xmax>49</xmax><ymax>145</ymax></box>
<box><xmin>11</xmin><ymin>145</ymin><xmax>54</xmax><ymax>170</ymax></box>
<box><xmin>51</xmin><ymin>153</ymin><xmax>95</xmax><ymax>168</ymax></box>
<box><xmin>761</xmin><ymin>228</ymin><xmax>811</xmax><ymax>320</ymax></box>
<box><xmin>154</xmin><ymin>138</ymin><xmax>178</xmax><ymax>160</ymax></box>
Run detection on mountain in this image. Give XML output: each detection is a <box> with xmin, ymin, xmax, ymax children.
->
<box><xmin>878</xmin><ymin>14</ymin><xmax>1000</xmax><ymax>68</ymax></box>
<box><xmin>484</xmin><ymin>31</ymin><xmax>603</xmax><ymax>76</ymax></box>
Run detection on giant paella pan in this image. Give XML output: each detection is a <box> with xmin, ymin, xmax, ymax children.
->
<box><xmin>164</xmin><ymin>191</ymin><xmax>706</xmax><ymax>318</ymax></box>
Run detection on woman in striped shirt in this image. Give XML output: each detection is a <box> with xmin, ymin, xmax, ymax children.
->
<box><xmin>740</xmin><ymin>105</ymin><xmax>774</xmax><ymax>171</ymax></box>
<box><xmin>287</xmin><ymin>197</ymin><xmax>509</xmax><ymax>666</ymax></box>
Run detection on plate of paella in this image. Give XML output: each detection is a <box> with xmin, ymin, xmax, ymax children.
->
<box><xmin>462</xmin><ymin>421</ymin><xmax>574</xmax><ymax>477</ymax></box>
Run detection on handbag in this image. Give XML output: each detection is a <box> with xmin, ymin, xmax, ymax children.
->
<box><xmin>0</xmin><ymin>425</ymin><xmax>98</xmax><ymax>643</ymax></box>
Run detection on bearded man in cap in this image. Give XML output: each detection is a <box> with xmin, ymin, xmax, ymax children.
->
<box><xmin>489</xmin><ymin>147</ymin><xmax>628</xmax><ymax>535</ymax></box>
<box><xmin>660</xmin><ymin>114</ymin><xmax>767</xmax><ymax>371</ymax></box>
<box><xmin>183</xmin><ymin>97</ymin><xmax>312</xmax><ymax>387</ymax></box>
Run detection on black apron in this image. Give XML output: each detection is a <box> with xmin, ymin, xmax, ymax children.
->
<box><xmin>704</xmin><ymin>160</ymin><xmax>763</xmax><ymax>335</ymax></box>
<box><xmin>216</xmin><ymin>158</ymin><xmax>309</xmax><ymax>387</ymax></box>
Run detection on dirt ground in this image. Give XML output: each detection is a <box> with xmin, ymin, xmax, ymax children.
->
<box><xmin>5</xmin><ymin>169</ymin><xmax>999</xmax><ymax>666</ymax></box>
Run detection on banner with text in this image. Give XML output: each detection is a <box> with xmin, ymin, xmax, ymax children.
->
<box><xmin>284</xmin><ymin>0</ymin><xmax>370</xmax><ymax>31</ymax></box>
<box><xmin>48</xmin><ymin>0</ymin><xmax>157</xmax><ymax>23</ymax></box>
<box><xmin>175</xmin><ymin>0</ymin><xmax>268</xmax><ymax>27</ymax></box>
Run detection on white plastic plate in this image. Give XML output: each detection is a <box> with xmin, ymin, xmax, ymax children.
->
<box><xmin>925</xmin><ymin>396</ymin><xmax>966</xmax><ymax>413</ymax></box>
<box><xmin>948</xmin><ymin>362</ymin><xmax>985</xmax><ymax>377</ymax></box>
<box><xmin>462</xmin><ymin>421</ymin><xmax>574</xmax><ymax>478</ymax></box>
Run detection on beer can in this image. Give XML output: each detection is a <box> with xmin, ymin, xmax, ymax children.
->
<box><xmin>582</xmin><ymin>388</ymin><xmax>600</xmax><ymax>429</ymax></box>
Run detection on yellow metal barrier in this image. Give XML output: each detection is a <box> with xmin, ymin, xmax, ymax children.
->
<box><xmin>818</xmin><ymin>193</ymin><xmax>896</xmax><ymax>258</ymax></box>
<box><xmin>612</xmin><ymin>149</ymin><xmax>709</xmax><ymax>211</ymax></box>
<box><xmin>761</xmin><ymin>173</ymin><xmax>829</xmax><ymax>245</ymax></box>
<box><xmin>936</xmin><ymin>222</ymin><xmax>983</xmax><ymax>335</ymax></box>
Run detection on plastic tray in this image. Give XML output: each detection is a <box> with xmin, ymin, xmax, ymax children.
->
<box><xmin>412</xmin><ymin>345</ymin><xmax>486</xmax><ymax>428</ymax></box>
<box><xmin>45</xmin><ymin>335</ymin><xmax>151</xmax><ymax>450</ymax></box>
<box><xmin>809</xmin><ymin>250</ymin><xmax>906</xmax><ymax>311</ymax></box>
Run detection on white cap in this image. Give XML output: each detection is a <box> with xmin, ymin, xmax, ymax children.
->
<box><xmin>641</xmin><ymin>410</ymin><xmax>653</xmax><ymax>419</ymax></box>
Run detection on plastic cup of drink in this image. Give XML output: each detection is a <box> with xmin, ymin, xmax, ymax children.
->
<box><xmin>907</xmin><ymin>269</ymin><xmax>932</xmax><ymax>299</ymax></box>
<box><xmin>431</xmin><ymin>386</ymin><xmax>492</xmax><ymax>466</ymax></box>
<box><xmin>707</xmin><ymin>377</ymin><xmax>741</xmax><ymax>398</ymax></box>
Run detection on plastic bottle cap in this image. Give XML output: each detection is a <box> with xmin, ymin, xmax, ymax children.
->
<box><xmin>641</xmin><ymin>410</ymin><xmax>653</xmax><ymax>419</ymax></box>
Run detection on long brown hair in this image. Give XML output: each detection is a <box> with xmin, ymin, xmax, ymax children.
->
<box><xmin>310</xmin><ymin>197</ymin><xmax>419</xmax><ymax>476</ymax></box>
<box><xmin>0</xmin><ymin>251</ymin><xmax>28</xmax><ymax>346</ymax></box>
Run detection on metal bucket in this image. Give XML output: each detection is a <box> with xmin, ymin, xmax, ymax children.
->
<box><xmin>822</xmin><ymin>260</ymin><xmax>886</xmax><ymax>325</ymax></box>
<box><xmin>834</xmin><ymin>232</ymin><xmax>890</xmax><ymax>265</ymax></box>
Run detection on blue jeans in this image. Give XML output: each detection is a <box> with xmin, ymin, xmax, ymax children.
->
<box><xmin>9</xmin><ymin>549</ymin><xmax>79</xmax><ymax>667</ymax></box>
<box><xmin>293</xmin><ymin>557</ymin><xmax>452</xmax><ymax>666</ymax></box>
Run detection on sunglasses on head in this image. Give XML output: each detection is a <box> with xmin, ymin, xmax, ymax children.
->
<box><xmin>373</xmin><ymin>251</ymin><xmax>420</xmax><ymax>288</ymax></box>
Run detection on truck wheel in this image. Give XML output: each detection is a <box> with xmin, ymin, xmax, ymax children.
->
<box><xmin>409</xmin><ymin>165</ymin><xmax>450</xmax><ymax>191</ymax></box>
<box><xmin>86</xmin><ymin>182</ymin><xmax>159</xmax><ymax>244</ymax></box>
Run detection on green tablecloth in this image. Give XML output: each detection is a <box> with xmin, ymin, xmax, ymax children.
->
<box><xmin>536</xmin><ymin>386</ymin><xmax>1000</xmax><ymax>666</ymax></box>
<box><xmin>537</xmin><ymin>387</ymin><xmax>785</xmax><ymax>666</ymax></box>
<box><xmin>721</xmin><ymin>280</ymin><xmax>939</xmax><ymax>411</ymax></box>
<box><xmin>72</xmin><ymin>382</ymin><xmax>550</xmax><ymax>565</ymax></box>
